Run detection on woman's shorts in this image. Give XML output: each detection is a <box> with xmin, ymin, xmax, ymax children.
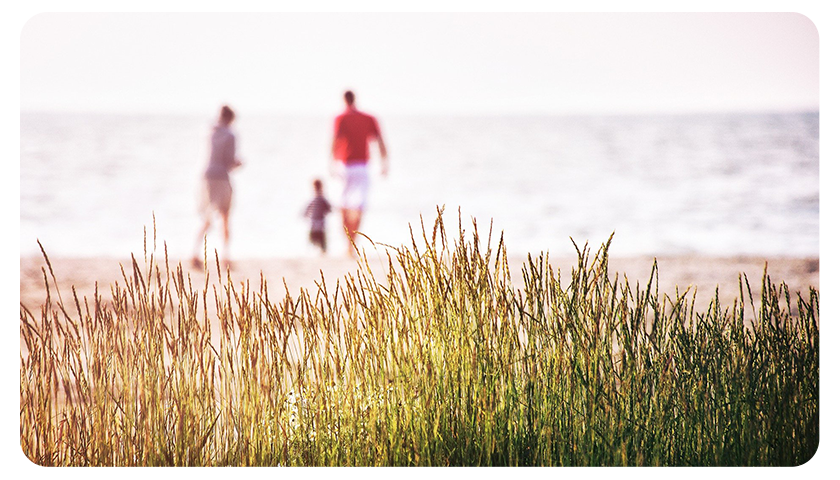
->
<box><xmin>200</xmin><ymin>177</ymin><xmax>233</xmax><ymax>217</ymax></box>
<box><xmin>341</xmin><ymin>163</ymin><xmax>370</xmax><ymax>210</ymax></box>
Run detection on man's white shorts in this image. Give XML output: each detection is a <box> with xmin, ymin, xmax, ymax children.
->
<box><xmin>341</xmin><ymin>163</ymin><xmax>370</xmax><ymax>210</ymax></box>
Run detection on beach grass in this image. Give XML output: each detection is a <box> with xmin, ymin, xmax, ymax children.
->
<box><xmin>20</xmin><ymin>210</ymin><xmax>819</xmax><ymax>466</ymax></box>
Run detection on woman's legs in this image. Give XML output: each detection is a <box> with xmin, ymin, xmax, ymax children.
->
<box><xmin>192</xmin><ymin>217</ymin><xmax>212</xmax><ymax>268</ymax></box>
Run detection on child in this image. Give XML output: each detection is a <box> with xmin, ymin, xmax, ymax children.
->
<box><xmin>303</xmin><ymin>179</ymin><xmax>332</xmax><ymax>254</ymax></box>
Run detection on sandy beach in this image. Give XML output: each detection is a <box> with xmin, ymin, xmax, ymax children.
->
<box><xmin>20</xmin><ymin>253</ymin><xmax>820</xmax><ymax>316</ymax></box>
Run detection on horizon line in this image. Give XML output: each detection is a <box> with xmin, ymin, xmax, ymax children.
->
<box><xmin>20</xmin><ymin>105</ymin><xmax>820</xmax><ymax>118</ymax></box>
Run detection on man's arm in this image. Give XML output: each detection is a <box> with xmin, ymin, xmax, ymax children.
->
<box><xmin>376</xmin><ymin>134</ymin><xmax>388</xmax><ymax>176</ymax></box>
<box><xmin>329</xmin><ymin>136</ymin><xmax>342</xmax><ymax>177</ymax></box>
<box><xmin>331</xmin><ymin>135</ymin><xmax>340</xmax><ymax>160</ymax></box>
<box><xmin>330</xmin><ymin>117</ymin><xmax>343</xmax><ymax>175</ymax></box>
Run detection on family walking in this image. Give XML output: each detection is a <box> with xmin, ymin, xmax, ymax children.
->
<box><xmin>191</xmin><ymin>91</ymin><xmax>388</xmax><ymax>268</ymax></box>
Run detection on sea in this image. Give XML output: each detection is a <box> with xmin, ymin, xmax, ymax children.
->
<box><xmin>19</xmin><ymin>111</ymin><xmax>819</xmax><ymax>260</ymax></box>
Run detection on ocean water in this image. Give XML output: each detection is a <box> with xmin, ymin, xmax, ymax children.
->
<box><xmin>20</xmin><ymin>111</ymin><xmax>819</xmax><ymax>259</ymax></box>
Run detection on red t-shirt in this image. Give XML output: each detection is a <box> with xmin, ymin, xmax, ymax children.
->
<box><xmin>333</xmin><ymin>107</ymin><xmax>381</xmax><ymax>163</ymax></box>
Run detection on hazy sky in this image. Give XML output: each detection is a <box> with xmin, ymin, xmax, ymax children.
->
<box><xmin>20</xmin><ymin>11</ymin><xmax>819</xmax><ymax>116</ymax></box>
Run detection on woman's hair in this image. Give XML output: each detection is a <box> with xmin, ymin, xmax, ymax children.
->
<box><xmin>219</xmin><ymin>105</ymin><xmax>235</xmax><ymax>123</ymax></box>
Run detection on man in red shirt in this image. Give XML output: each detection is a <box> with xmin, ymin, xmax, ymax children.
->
<box><xmin>331</xmin><ymin>90</ymin><xmax>388</xmax><ymax>256</ymax></box>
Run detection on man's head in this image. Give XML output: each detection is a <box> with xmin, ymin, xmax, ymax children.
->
<box><xmin>344</xmin><ymin>90</ymin><xmax>355</xmax><ymax>107</ymax></box>
<box><xmin>313</xmin><ymin>179</ymin><xmax>323</xmax><ymax>194</ymax></box>
<box><xmin>219</xmin><ymin>105</ymin><xmax>235</xmax><ymax>125</ymax></box>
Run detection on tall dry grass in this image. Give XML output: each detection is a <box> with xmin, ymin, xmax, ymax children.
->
<box><xmin>20</xmin><ymin>211</ymin><xmax>818</xmax><ymax>466</ymax></box>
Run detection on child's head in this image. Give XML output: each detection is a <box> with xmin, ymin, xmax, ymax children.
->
<box><xmin>313</xmin><ymin>179</ymin><xmax>323</xmax><ymax>194</ymax></box>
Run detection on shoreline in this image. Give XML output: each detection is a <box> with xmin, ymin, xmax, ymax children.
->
<box><xmin>20</xmin><ymin>253</ymin><xmax>819</xmax><ymax>314</ymax></box>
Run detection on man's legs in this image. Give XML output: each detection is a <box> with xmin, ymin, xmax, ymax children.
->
<box><xmin>342</xmin><ymin>208</ymin><xmax>363</xmax><ymax>256</ymax></box>
<box><xmin>340</xmin><ymin>164</ymin><xmax>369</xmax><ymax>257</ymax></box>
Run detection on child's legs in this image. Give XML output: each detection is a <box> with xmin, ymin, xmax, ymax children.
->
<box><xmin>310</xmin><ymin>230</ymin><xmax>327</xmax><ymax>253</ymax></box>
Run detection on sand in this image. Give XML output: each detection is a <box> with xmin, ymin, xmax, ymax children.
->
<box><xmin>20</xmin><ymin>253</ymin><xmax>819</xmax><ymax>316</ymax></box>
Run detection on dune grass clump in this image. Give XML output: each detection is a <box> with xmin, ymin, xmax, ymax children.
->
<box><xmin>20</xmin><ymin>211</ymin><xmax>818</xmax><ymax>466</ymax></box>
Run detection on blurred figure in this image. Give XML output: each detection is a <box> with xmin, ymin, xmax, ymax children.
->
<box><xmin>331</xmin><ymin>90</ymin><xmax>388</xmax><ymax>257</ymax></box>
<box><xmin>192</xmin><ymin>105</ymin><xmax>242</xmax><ymax>269</ymax></box>
<box><xmin>303</xmin><ymin>178</ymin><xmax>332</xmax><ymax>255</ymax></box>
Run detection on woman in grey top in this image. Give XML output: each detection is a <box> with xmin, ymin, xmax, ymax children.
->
<box><xmin>192</xmin><ymin>105</ymin><xmax>242</xmax><ymax>269</ymax></box>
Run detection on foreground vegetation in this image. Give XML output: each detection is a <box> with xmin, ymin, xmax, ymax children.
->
<box><xmin>20</xmin><ymin>213</ymin><xmax>818</xmax><ymax>466</ymax></box>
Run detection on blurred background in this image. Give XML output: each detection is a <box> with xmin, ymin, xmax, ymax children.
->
<box><xmin>19</xmin><ymin>12</ymin><xmax>819</xmax><ymax>259</ymax></box>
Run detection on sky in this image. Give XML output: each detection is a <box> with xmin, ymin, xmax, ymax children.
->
<box><xmin>19</xmin><ymin>11</ymin><xmax>819</xmax><ymax>116</ymax></box>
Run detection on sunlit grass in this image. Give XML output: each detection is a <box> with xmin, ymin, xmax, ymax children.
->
<box><xmin>20</xmin><ymin>209</ymin><xmax>818</xmax><ymax>466</ymax></box>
